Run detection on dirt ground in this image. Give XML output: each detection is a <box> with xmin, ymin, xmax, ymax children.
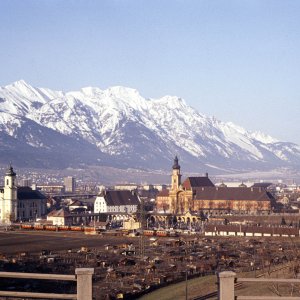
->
<box><xmin>0</xmin><ymin>230</ymin><xmax>137</xmax><ymax>254</ymax></box>
<box><xmin>1</xmin><ymin>230</ymin><xmax>300</xmax><ymax>299</ymax></box>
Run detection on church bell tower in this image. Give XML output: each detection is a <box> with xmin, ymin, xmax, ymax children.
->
<box><xmin>171</xmin><ymin>156</ymin><xmax>181</xmax><ymax>191</ymax></box>
<box><xmin>2</xmin><ymin>165</ymin><xmax>17</xmax><ymax>223</ymax></box>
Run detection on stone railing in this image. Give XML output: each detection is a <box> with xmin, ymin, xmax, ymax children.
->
<box><xmin>0</xmin><ymin>268</ymin><xmax>94</xmax><ymax>300</ymax></box>
<box><xmin>218</xmin><ymin>271</ymin><xmax>300</xmax><ymax>300</ymax></box>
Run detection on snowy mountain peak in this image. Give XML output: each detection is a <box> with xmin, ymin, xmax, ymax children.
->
<box><xmin>102</xmin><ymin>86</ymin><xmax>148</xmax><ymax>110</ymax></box>
<box><xmin>0</xmin><ymin>80</ymin><xmax>299</xmax><ymax>172</ymax></box>
<box><xmin>6</xmin><ymin>79</ymin><xmax>29</xmax><ymax>88</ymax></box>
<box><xmin>251</xmin><ymin>131</ymin><xmax>279</xmax><ymax>144</ymax></box>
<box><xmin>108</xmin><ymin>85</ymin><xmax>140</xmax><ymax>96</ymax></box>
<box><xmin>151</xmin><ymin>95</ymin><xmax>187</xmax><ymax>110</ymax></box>
<box><xmin>106</xmin><ymin>86</ymin><xmax>144</xmax><ymax>102</ymax></box>
<box><xmin>80</xmin><ymin>86</ymin><xmax>103</xmax><ymax>96</ymax></box>
<box><xmin>0</xmin><ymin>80</ymin><xmax>47</xmax><ymax>115</ymax></box>
<box><xmin>225</xmin><ymin>122</ymin><xmax>247</xmax><ymax>135</ymax></box>
<box><xmin>4</xmin><ymin>80</ymin><xmax>39</xmax><ymax>97</ymax></box>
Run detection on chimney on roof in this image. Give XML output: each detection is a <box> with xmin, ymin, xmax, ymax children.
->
<box><xmin>205</xmin><ymin>172</ymin><xmax>208</xmax><ymax>178</ymax></box>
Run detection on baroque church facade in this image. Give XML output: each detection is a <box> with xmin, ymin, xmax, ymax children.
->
<box><xmin>0</xmin><ymin>166</ymin><xmax>47</xmax><ymax>224</ymax></box>
<box><xmin>156</xmin><ymin>157</ymin><xmax>274</xmax><ymax>215</ymax></box>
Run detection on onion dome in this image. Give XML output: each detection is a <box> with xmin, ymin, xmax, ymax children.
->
<box><xmin>172</xmin><ymin>156</ymin><xmax>180</xmax><ymax>170</ymax></box>
<box><xmin>6</xmin><ymin>164</ymin><xmax>16</xmax><ymax>176</ymax></box>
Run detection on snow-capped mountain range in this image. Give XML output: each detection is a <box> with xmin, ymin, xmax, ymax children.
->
<box><xmin>0</xmin><ymin>80</ymin><xmax>300</xmax><ymax>173</ymax></box>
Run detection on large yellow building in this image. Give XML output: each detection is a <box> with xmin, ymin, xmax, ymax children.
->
<box><xmin>156</xmin><ymin>157</ymin><xmax>274</xmax><ymax>215</ymax></box>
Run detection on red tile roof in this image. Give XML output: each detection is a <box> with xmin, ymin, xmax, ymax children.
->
<box><xmin>182</xmin><ymin>177</ymin><xmax>215</xmax><ymax>190</ymax></box>
<box><xmin>194</xmin><ymin>187</ymin><xmax>274</xmax><ymax>201</ymax></box>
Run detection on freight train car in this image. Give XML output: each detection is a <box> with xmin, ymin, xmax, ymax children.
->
<box><xmin>70</xmin><ymin>226</ymin><xmax>84</xmax><ymax>232</ymax></box>
<box><xmin>143</xmin><ymin>230</ymin><xmax>155</xmax><ymax>236</ymax></box>
<box><xmin>20</xmin><ymin>224</ymin><xmax>34</xmax><ymax>230</ymax></box>
<box><xmin>156</xmin><ymin>230</ymin><xmax>169</xmax><ymax>237</ymax></box>
<box><xmin>33</xmin><ymin>224</ymin><xmax>45</xmax><ymax>230</ymax></box>
<box><xmin>58</xmin><ymin>225</ymin><xmax>70</xmax><ymax>231</ymax></box>
<box><xmin>45</xmin><ymin>225</ymin><xmax>57</xmax><ymax>231</ymax></box>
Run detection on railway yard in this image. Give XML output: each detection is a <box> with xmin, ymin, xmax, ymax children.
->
<box><xmin>1</xmin><ymin>229</ymin><xmax>300</xmax><ymax>299</ymax></box>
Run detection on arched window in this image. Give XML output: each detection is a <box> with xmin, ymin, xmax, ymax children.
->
<box><xmin>6</xmin><ymin>179</ymin><xmax>9</xmax><ymax>185</ymax></box>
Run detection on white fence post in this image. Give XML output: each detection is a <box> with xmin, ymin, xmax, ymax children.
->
<box><xmin>75</xmin><ymin>268</ymin><xmax>94</xmax><ymax>300</ymax></box>
<box><xmin>218</xmin><ymin>271</ymin><xmax>236</xmax><ymax>300</ymax></box>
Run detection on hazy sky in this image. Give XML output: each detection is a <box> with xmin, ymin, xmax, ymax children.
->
<box><xmin>1</xmin><ymin>0</ymin><xmax>300</xmax><ymax>144</ymax></box>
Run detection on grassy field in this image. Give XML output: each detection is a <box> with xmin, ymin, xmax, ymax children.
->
<box><xmin>138</xmin><ymin>275</ymin><xmax>217</xmax><ymax>300</ymax></box>
<box><xmin>138</xmin><ymin>263</ymin><xmax>298</xmax><ymax>300</ymax></box>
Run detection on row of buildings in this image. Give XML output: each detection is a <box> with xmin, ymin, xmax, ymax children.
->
<box><xmin>0</xmin><ymin>158</ymin><xmax>279</xmax><ymax>224</ymax></box>
<box><xmin>0</xmin><ymin>165</ymin><xmax>141</xmax><ymax>224</ymax></box>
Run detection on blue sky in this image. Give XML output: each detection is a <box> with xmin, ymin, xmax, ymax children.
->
<box><xmin>0</xmin><ymin>0</ymin><xmax>300</xmax><ymax>144</ymax></box>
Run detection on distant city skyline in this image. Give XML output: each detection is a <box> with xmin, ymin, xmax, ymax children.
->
<box><xmin>1</xmin><ymin>0</ymin><xmax>300</xmax><ymax>144</ymax></box>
